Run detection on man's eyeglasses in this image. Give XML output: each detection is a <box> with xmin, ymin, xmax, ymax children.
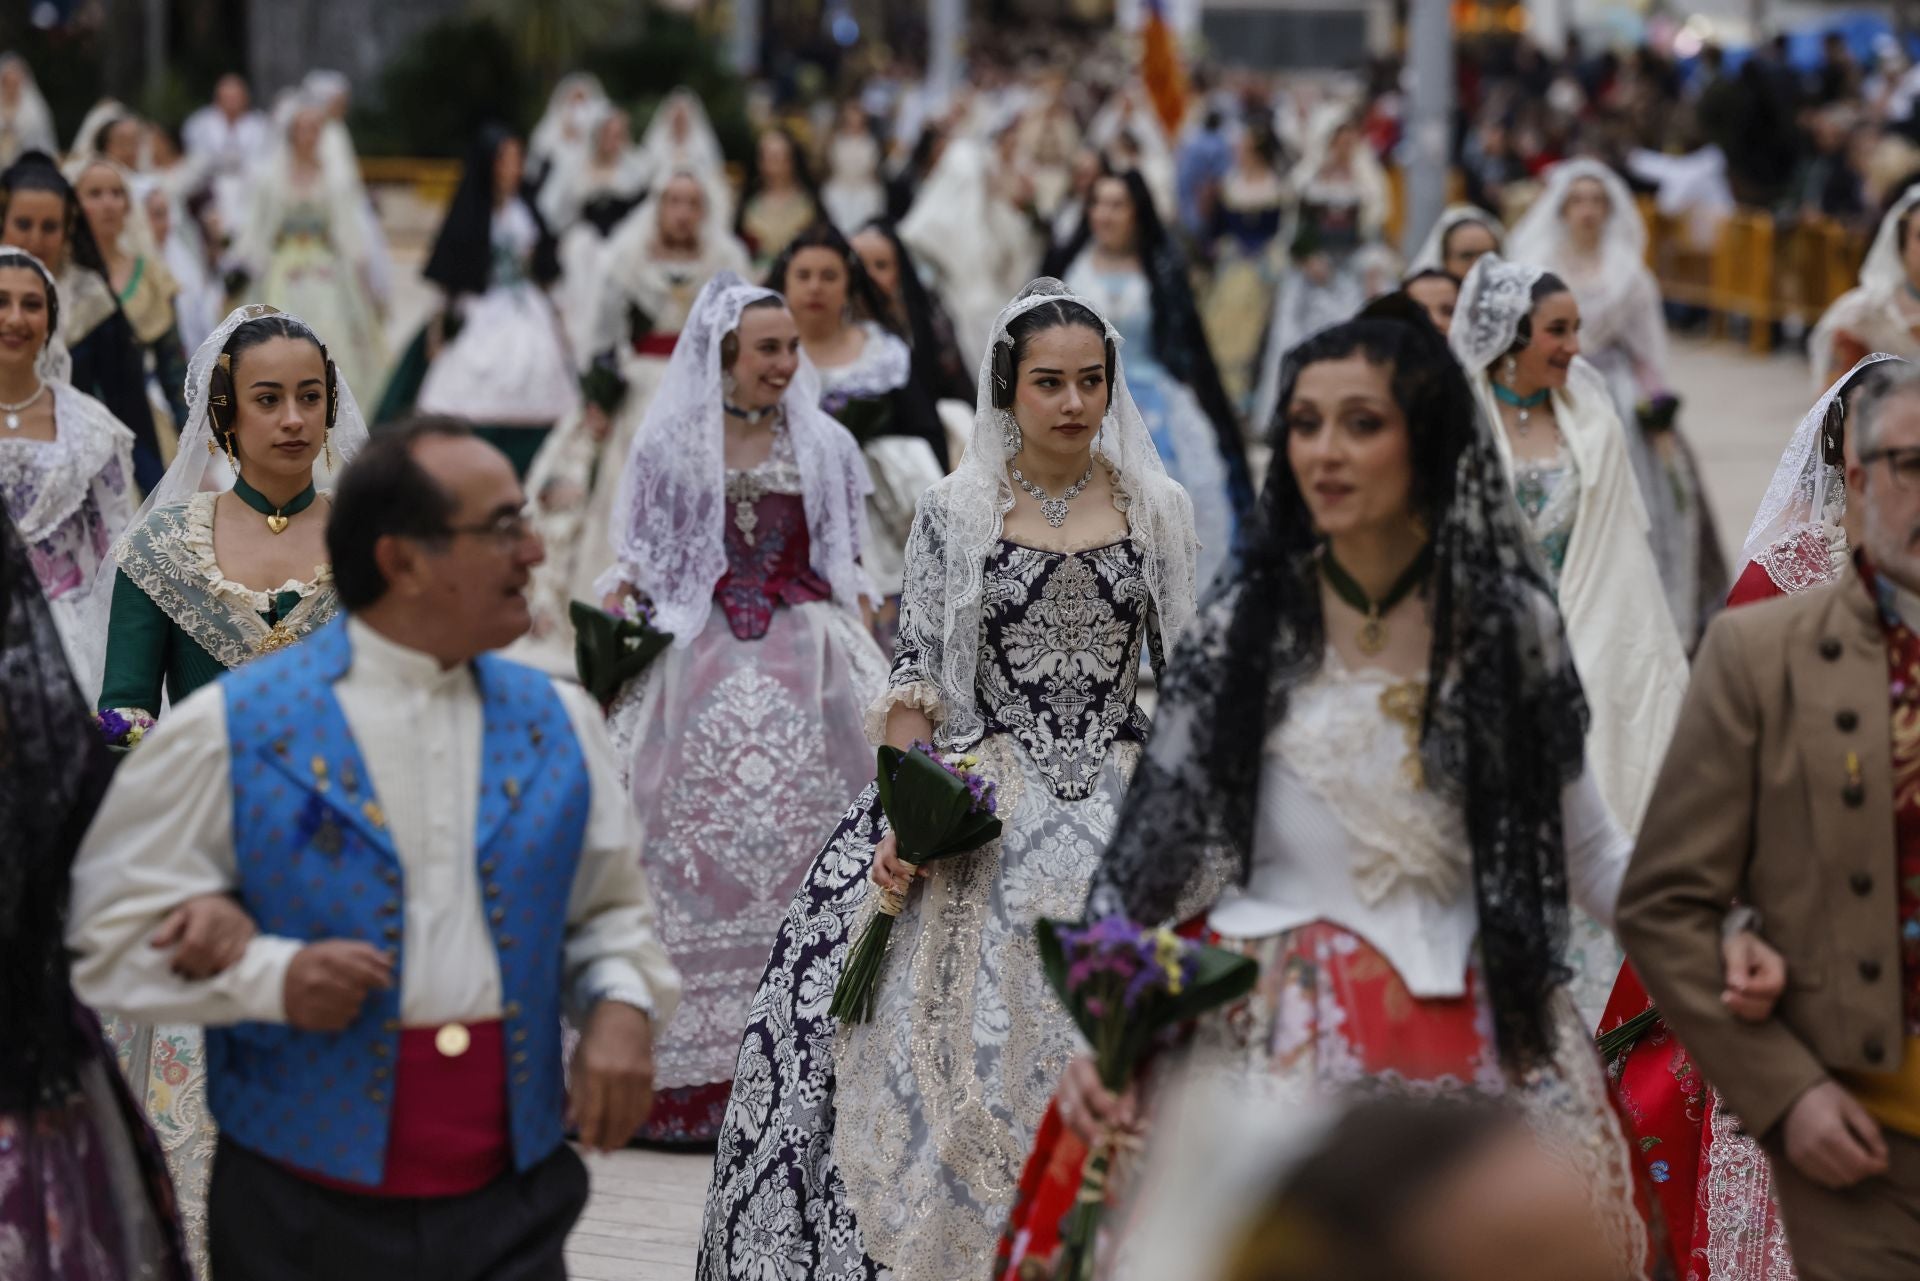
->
<box><xmin>1861</xmin><ymin>447</ymin><xmax>1920</xmax><ymax>491</ymax></box>
<box><xmin>440</xmin><ymin>505</ymin><xmax>538</xmax><ymax>549</ymax></box>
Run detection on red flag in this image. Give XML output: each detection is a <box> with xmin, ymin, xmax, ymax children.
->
<box><xmin>1140</xmin><ymin>0</ymin><xmax>1188</xmax><ymax>138</ymax></box>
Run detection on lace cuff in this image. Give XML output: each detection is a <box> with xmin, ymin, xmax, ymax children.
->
<box><xmin>863</xmin><ymin>681</ymin><xmax>944</xmax><ymax>747</ymax></box>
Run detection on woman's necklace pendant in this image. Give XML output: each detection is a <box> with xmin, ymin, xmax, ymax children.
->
<box><xmin>1040</xmin><ymin>496</ymin><xmax>1070</xmax><ymax>528</ymax></box>
<box><xmin>266</xmin><ymin>513</ymin><xmax>290</xmax><ymax>535</ymax></box>
<box><xmin>3</xmin><ymin>412</ymin><xmax>17</xmax><ymax>432</ymax></box>
<box><xmin>1357</xmin><ymin>608</ymin><xmax>1387</xmax><ymax>655</ymax></box>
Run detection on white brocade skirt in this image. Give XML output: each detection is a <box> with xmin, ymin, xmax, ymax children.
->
<box><xmin>607</xmin><ymin>600</ymin><xmax>886</xmax><ymax>1090</ymax></box>
<box><xmin>417</xmin><ymin>283</ymin><xmax>580</xmax><ymax>425</ymax></box>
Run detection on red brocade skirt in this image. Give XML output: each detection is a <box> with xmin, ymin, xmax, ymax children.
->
<box><xmin>996</xmin><ymin>921</ymin><xmax>1648</xmax><ymax>1279</ymax></box>
<box><xmin>1599</xmin><ymin>965</ymin><xmax>1797</xmax><ymax>1281</ymax></box>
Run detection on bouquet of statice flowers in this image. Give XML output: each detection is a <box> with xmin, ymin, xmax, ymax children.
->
<box><xmin>829</xmin><ymin>741</ymin><xmax>1002</xmax><ymax>1023</ymax></box>
<box><xmin>1036</xmin><ymin>915</ymin><xmax>1259</xmax><ymax>1280</ymax></box>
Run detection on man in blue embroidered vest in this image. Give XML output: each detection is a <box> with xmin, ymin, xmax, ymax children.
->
<box><xmin>67</xmin><ymin>418</ymin><xmax>683</xmax><ymax>1281</ymax></box>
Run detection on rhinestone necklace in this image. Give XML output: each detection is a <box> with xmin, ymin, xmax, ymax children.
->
<box><xmin>1010</xmin><ymin>460</ymin><xmax>1096</xmax><ymax>528</ymax></box>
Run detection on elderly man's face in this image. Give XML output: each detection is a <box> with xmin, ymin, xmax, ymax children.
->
<box><xmin>1851</xmin><ymin>389</ymin><xmax>1920</xmax><ymax>590</ymax></box>
<box><xmin>404</xmin><ymin>436</ymin><xmax>544</xmax><ymax>655</ymax></box>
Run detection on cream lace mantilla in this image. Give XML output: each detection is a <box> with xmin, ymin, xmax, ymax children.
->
<box><xmin>1272</xmin><ymin>657</ymin><xmax>1470</xmax><ymax>906</ymax></box>
<box><xmin>113</xmin><ymin>490</ymin><xmax>339</xmax><ymax>666</ymax></box>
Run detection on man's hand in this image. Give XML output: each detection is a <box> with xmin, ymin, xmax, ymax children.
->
<box><xmin>1721</xmin><ymin>930</ymin><xmax>1787</xmax><ymax>1023</ymax></box>
<box><xmin>569</xmin><ymin>1000</ymin><xmax>655</xmax><ymax>1152</ymax></box>
<box><xmin>1783</xmin><ymin>1079</ymin><xmax>1890</xmax><ymax>1189</ymax></box>
<box><xmin>282</xmin><ymin>941</ymin><xmax>393</xmax><ymax>1032</ymax></box>
<box><xmin>152</xmin><ymin>893</ymin><xmax>256</xmax><ymax>980</ymax></box>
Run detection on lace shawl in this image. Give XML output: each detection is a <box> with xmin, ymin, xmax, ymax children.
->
<box><xmin>1409</xmin><ymin>204</ymin><xmax>1506</xmax><ymax>273</ymax></box>
<box><xmin>1087</xmin><ymin>312</ymin><xmax>1591</xmax><ymax>1069</ymax></box>
<box><xmin>0</xmin><ymin>382</ymin><xmax>132</xmax><ymax>544</ymax></box>
<box><xmin>112</xmin><ymin>491</ymin><xmax>338</xmax><ymax>670</ymax></box>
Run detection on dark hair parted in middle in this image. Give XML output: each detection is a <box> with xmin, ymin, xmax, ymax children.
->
<box><xmin>990</xmin><ymin>297</ymin><xmax>1116</xmax><ymax>410</ymax></box>
<box><xmin>718</xmin><ymin>295</ymin><xmax>790</xmax><ymax>368</ymax></box>
<box><xmin>208</xmin><ymin>313</ymin><xmax>336</xmax><ymax>451</ymax></box>
<box><xmin>764</xmin><ymin>222</ymin><xmax>899</xmax><ymax>338</ymax></box>
<box><xmin>326</xmin><ymin>417</ymin><xmax>476</xmax><ymax>610</ymax></box>
<box><xmin>1507</xmin><ymin>271</ymin><xmax>1570</xmax><ymax>354</ymax></box>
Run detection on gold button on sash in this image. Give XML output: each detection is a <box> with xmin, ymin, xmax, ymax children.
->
<box><xmin>434</xmin><ymin>1022</ymin><xmax>471</xmax><ymax>1058</ymax></box>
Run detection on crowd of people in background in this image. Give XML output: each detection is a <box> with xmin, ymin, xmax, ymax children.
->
<box><xmin>14</xmin><ymin>19</ymin><xmax>1920</xmax><ymax>1281</ymax></box>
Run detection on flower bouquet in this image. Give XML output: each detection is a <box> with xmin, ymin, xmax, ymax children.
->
<box><xmin>1036</xmin><ymin>915</ymin><xmax>1259</xmax><ymax>1281</ymax></box>
<box><xmin>829</xmin><ymin>742</ymin><xmax>1002</xmax><ymax>1023</ymax></box>
<box><xmin>1636</xmin><ymin>393</ymin><xmax>1681</xmax><ymax>434</ymax></box>
<box><xmin>96</xmin><ymin>707</ymin><xmax>156</xmax><ymax>754</ymax></box>
<box><xmin>569</xmin><ymin>598</ymin><xmax>674</xmax><ymax>706</ymax></box>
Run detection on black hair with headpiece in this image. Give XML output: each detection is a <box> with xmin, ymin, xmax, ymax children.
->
<box><xmin>423</xmin><ymin>126</ymin><xmax>560</xmax><ymax>298</ymax></box>
<box><xmin>0</xmin><ymin>247</ymin><xmax>61</xmax><ymax>344</ymax></box>
<box><xmin>989</xmin><ymin>296</ymin><xmax>1115</xmax><ymax>411</ymax></box>
<box><xmin>207</xmin><ymin>311</ymin><xmax>338</xmax><ymax>457</ymax></box>
<box><xmin>1043</xmin><ymin>167</ymin><xmax>1254</xmax><ymax>517</ymax></box>
<box><xmin>1087</xmin><ymin>306</ymin><xmax>1590</xmax><ymax>1070</ymax></box>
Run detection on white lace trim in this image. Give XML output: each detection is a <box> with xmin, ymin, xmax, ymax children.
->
<box><xmin>863</xmin><ymin>680</ymin><xmax>944</xmax><ymax>747</ymax></box>
<box><xmin>0</xmin><ymin>383</ymin><xmax>132</xmax><ymax>541</ymax></box>
<box><xmin>182</xmin><ymin>490</ymin><xmax>332</xmax><ymax>611</ymax></box>
<box><xmin>812</xmin><ymin>321</ymin><xmax>911</xmax><ymax>399</ymax></box>
<box><xmin>1272</xmin><ymin>658</ymin><xmax>1470</xmax><ymax>906</ymax></box>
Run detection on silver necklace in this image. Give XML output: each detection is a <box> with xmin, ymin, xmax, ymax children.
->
<box><xmin>1010</xmin><ymin>460</ymin><xmax>1096</xmax><ymax>528</ymax></box>
<box><xmin>0</xmin><ymin>380</ymin><xmax>45</xmax><ymax>431</ymax></box>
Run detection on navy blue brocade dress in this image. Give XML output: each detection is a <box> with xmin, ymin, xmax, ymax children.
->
<box><xmin>698</xmin><ymin>537</ymin><xmax>1163</xmax><ymax>1281</ymax></box>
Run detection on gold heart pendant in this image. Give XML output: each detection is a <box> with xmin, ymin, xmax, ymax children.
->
<box><xmin>266</xmin><ymin>514</ymin><xmax>290</xmax><ymax>534</ymax></box>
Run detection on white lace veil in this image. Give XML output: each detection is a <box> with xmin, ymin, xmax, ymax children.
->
<box><xmin>231</xmin><ymin>99</ymin><xmax>368</xmax><ymax>276</ymax></box>
<box><xmin>639</xmin><ymin>88</ymin><xmax>727</xmax><ymax>186</ymax></box>
<box><xmin>75</xmin><ymin>302</ymin><xmax>372</xmax><ymax>689</ymax></box>
<box><xmin>1741</xmin><ymin>351</ymin><xmax>1904</xmax><ymax>591</ymax></box>
<box><xmin>1505</xmin><ymin>157</ymin><xmax>1647</xmax><ymax>276</ymax></box>
<box><xmin>1449</xmin><ymin>253</ymin><xmax>1546</xmax><ymax>375</ymax></box>
<box><xmin>589</xmin><ymin>168</ymin><xmax>748</xmax><ymax>355</ymax></box>
<box><xmin>0</xmin><ymin>53</ymin><xmax>56</xmax><ymax>161</ymax></box>
<box><xmin>62</xmin><ymin>155</ymin><xmax>161</xmax><ymax>264</ymax></box>
<box><xmin>1410</xmin><ymin>204</ymin><xmax>1506</xmax><ymax>273</ymax></box>
<box><xmin>0</xmin><ymin>248</ymin><xmax>73</xmax><ymax>383</ymax></box>
<box><xmin>597</xmin><ymin>272</ymin><xmax>873</xmax><ymax>643</ymax></box>
<box><xmin>1854</xmin><ymin>186</ymin><xmax>1920</xmax><ymax>297</ymax></box>
<box><xmin>529</xmin><ymin>72</ymin><xmax>609</xmax><ymax>175</ymax></box>
<box><xmin>900</xmin><ymin>277</ymin><xmax>1198</xmax><ymax>748</ymax></box>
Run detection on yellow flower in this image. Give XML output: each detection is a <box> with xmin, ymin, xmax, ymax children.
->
<box><xmin>126</xmin><ymin>724</ymin><xmax>146</xmax><ymax>746</ymax></box>
<box><xmin>1153</xmin><ymin>927</ymin><xmax>1184</xmax><ymax>995</ymax></box>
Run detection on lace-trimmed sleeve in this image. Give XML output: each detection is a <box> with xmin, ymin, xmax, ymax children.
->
<box><xmin>862</xmin><ymin>496</ymin><xmax>954</xmax><ymax>745</ymax></box>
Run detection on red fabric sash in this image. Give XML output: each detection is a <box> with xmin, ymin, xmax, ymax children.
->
<box><xmin>281</xmin><ymin>1020</ymin><xmax>511</xmax><ymax>1199</ymax></box>
<box><xmin>633</xmin><ymin>333</ymin><xmax>678</xmax><ymax>357</ymax></box>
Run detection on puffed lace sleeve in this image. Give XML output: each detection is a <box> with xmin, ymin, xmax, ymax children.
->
<box><xmin>862</xmin><ymin>499</ymin><xmax>947</xmax><ymax>745</ymax></box>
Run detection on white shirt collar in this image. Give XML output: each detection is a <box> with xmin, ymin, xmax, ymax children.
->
<box><xmin>345</xmin><ymin>616</ymin><xmax>473</xmax><ymax>696</ymax></box>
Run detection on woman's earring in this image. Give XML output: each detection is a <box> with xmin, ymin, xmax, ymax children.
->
<box><xmin>1503</xmin><ymin>354</ymin><xmax>1518</xmax><ymax>384</ymax></box>
<box><xmin>222</xmin><ymin>434</ymin><xmax>239</xmax><ymax>475</ymax></box>
<box><xmin>722</xmin><ymin>371</ymin><xmax>737</xmax><ymax>399</ymax></box>
<box><xmin>325</xmin><ymin>427</ymin><xmax>335</xmax><ymax>471</ymax></box>
<box><xmin>1000</xmin><ymin>408</ymin><xmax>1023</xmax><ymax>457</ymax></box>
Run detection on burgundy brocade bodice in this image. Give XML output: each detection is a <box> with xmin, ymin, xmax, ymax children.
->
<box><xmin>712</xmin><ymin>474</ymin><xmax>832</xmax><ymax>641</ymax></box>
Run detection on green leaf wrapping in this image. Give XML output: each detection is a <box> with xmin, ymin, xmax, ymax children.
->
<box><xmin>568</xmin><ymin>601</ymin><xmax>674</xmax><ymax>705</ymax></box>
<box><xmin>828</xmin><ymin>745</ymin><xmax>1005</xmax><ymax>1023</ymax></box>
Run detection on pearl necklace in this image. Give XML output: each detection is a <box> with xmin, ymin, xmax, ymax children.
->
<box><xmin>0</xmin><ymin>380</ymin><xmax>45</xmax><ymax>431</ymax></box>
<box><xmin>1010</xmin><ymin>460</ymin><xmax>1096</xmax><ymax>528</ymax></box>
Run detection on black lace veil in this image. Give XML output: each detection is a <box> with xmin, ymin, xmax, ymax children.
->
<box><xmin>0</xmin><ymin>506</ymin><xmax>117</xmax><ymax>1107</ymax></box>
<box><xmin>1086</xmin><ymin>299</ymin><xmax>1589</xmax><ymax>1068</ymax></box>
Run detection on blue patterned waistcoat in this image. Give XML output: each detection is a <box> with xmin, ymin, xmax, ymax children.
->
<box><xmin>208</xmin><ymin>618</ymin><xmax>588</xmax><ymax>1187</ymax></box>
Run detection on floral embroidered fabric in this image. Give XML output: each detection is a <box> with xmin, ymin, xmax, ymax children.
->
<box><xmin>699</xmin><ymin>537</ymin><xmax>1161</xmax><ymax>1281</ymax></box>
<box><xmin>715</xmin><ymin>430</ymin><xmax>833</xmax><ymax>641</ymax></box>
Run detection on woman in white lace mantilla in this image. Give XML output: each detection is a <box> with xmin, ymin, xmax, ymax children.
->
<box><xmin>539</xmin><ymin>103</ymin><xmax>652</xmax><ymax>359</ymax></box>
<box><xmin>1014</xmin><ymin>302</ymin><xmax>1646</xmax><ymax>1280</ymax></box>
<box><xmin>1451</xmin><ymin>255</ymin><xmax>1687</xmax><ymax>1027</ymax></box>
<box><xmin>513</xmin><ymin>169</ymin><xmax>749</xmax><ymax>674</ymax></box>
<box><xmin>86</xmin><ymin>303</ymin><xmax>370</xmax><ymax>1277</ymax></box>
<box><xmin>596</xmin><ymin>274</ymin><xmax>885</xmax><ymax>1143</ymax></box>
<box><xmin>1809</xmin><ymin>188</ymin><xmax>1920</xmax><ymax>390</ymax></box>
<box><xmin>0</xmin><ymin>248</ymin><xmax>134</xmax><ymax>691</ymax></box>
<box><xmin>1505</xmin><ymin>158</ymin><xmax>1728</xmax><ymax>646</ymax></box>
<box><xmin>698</xmin><ymin>279</ymin><xmax>1197</xmax><ymax>1281</ymax></box>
